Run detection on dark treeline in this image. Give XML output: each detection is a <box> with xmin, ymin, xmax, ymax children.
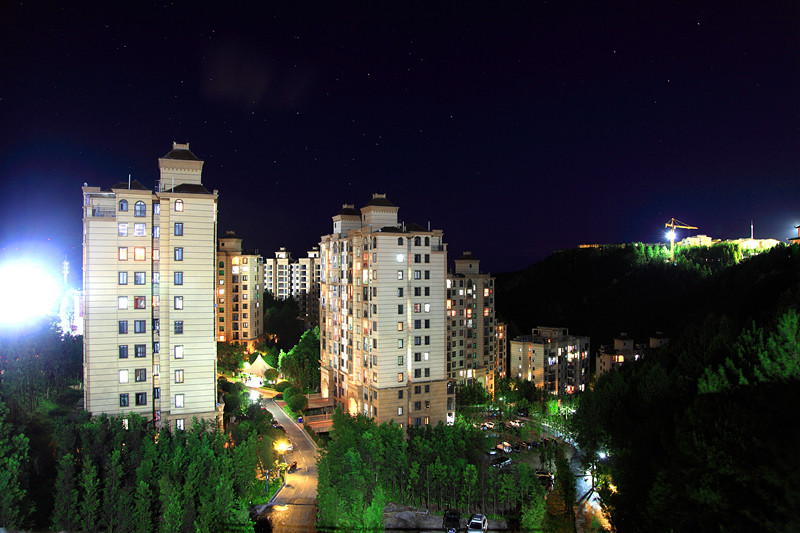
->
<box><xmin>569</xmin><ymin>244</ymin><xmax>800</xmax><ymax>531</ymax></box>
<box><xmin>496</xmin><ymin>241</ymin><xmax>762</xmax><ymax>343</ymax></box>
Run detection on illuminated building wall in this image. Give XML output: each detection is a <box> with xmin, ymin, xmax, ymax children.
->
<box><xmin>510</xmin><ymin>326</ymin><xmax>590</xmax><ymax>396</ymax></box>
<box><xmin>82</xmin><ymin>142</ymin><xmax>220</xmax><ymax>430</ymax></box>
<box><xmin>216</xmin><ymin>231</ymin><xmax>264</xmax><ymax>349</ymax></box>
<box><xmin>596</xmin><ymin>331</ymin><xmax>668</xmax><ymax>377</ymax></box>
<box><xmin>319</xmin><ymin>194</ymin><xmax>454</xmax><ymax>427</ymax></box>
<box><xmin>446</xmin><ymin>252</ymin><xmax>499</xmax><ymax>397</ymax></box>
<box><xmin>264</xmin><ymin>247</ymin><xmax>321</xmax><ymax>328</ymax></box>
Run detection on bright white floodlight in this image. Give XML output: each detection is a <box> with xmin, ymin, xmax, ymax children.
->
<box><xmin>0</xmin><ymin>261</ymin><xmax>60</xmax><ymax>326</ymax></box>
<box><xmin>666</xmin><ymin>230</ymin><xmax>676</xmax><ymax>241</ymax></box>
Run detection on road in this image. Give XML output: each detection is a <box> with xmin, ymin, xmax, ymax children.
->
<box><xmin>255</xmin><ymin>391</ymin><xmax>319</xmax><ymax>532</ymax></box>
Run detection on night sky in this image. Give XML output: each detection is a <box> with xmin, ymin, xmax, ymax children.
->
<box><xmin>1</xmin><ymin>1</ymin><xmax>798</xmax><ymax>282</ymax></box>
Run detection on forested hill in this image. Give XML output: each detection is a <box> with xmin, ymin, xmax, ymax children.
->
<box><xmin>495</xmin><ymin>242</ymin><xmax>800</xmax><ymax>346</ymax></box>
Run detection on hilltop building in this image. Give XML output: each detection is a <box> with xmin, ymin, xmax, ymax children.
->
<box><xmin>508</xmin><ymin>326</ymin><xmax>590</xmax><ymax>395</ymax></box>
<box><xmin>82</xmin><ymin>142</ymin><xmax>220</xmax><ymax>429</ymax></box>
<box><xmin>264</xmin><ymin>247</ymin><xmax>321</xmax><ymax>328</ymax></box>
<box><xmin>446</xmin><ymin>252</ymin><xmax>499</xmax><ymax>397</ymax></box>
<box><xmin>216</xmin><ymin>231</ymin><xmax>264</xmax><ymax>350</ymax></box>
<box><xmin>318</xmin><ymin>194</ymin><xmax>454</xmax><ymax>427</ymax></box>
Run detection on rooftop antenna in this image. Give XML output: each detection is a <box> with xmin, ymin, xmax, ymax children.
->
<box><xmin>128</xmin><ymin>173</ymin><xmax>131</xmax><ymax>189</ymax></box>
<box><xmin>751</xmin><ymin>220</ymin><xmax>754</xmax><ymax>239</ymax></box>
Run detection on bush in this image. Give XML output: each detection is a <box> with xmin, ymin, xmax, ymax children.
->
<box><xmin>275</xmin><ymin>381</ymin><xmax>291</xmax><ymax>393</ymax></box>
<box><xmin>285</xmin><ymin>392</ymin><xmax>307</xmax><ymax>413</ymax></box>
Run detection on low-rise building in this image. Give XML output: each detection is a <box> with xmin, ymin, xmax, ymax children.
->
<box><xmin>595</xmin><ymin>331</ymin><xmax>669</xmax><ymax>377</ymax></box>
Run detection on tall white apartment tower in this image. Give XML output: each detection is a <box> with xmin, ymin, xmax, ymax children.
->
<box><xmin>82</xmin><ymin>142</ymin><xmax>220</xmax><ymax>430</ymax></box>
<box><xmin>319</xmin><ymin>194</ymin><xmax>455</xmax><ymax>427</ymax></box>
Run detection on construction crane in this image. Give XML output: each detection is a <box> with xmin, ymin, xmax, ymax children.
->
<box><xmin>665</xmin><ymin>218</ymin><xmax>698</xmax><ymax>261</ymax></box>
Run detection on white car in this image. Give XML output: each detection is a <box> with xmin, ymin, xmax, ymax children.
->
<box><xmin>466</xmin><ymin>513</ymin><xmax>488</xmax><ymax>532</ymax></box>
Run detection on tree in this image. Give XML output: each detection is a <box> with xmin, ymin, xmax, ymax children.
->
<box><xmin>217</xmin><ymin>342</ymin><xmax>249</xmax><ymax>375</ymax></box>
<box><xmin>52</xmin><ymin>453</ymin><xmax>79</xmax><ymax>531</ymax></box>
<box><xmin>279</xmin><ymin>327</ymin><xmax>321</xmax><ymax>391</ymax></box>
<box><xmin>0</xmin><ymin>399</ymin><xmax>32</xmax><ymax>529</ymax></box>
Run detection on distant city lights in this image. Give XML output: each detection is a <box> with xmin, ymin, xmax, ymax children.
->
<box><xmin>0</xmin><ymin>260</ymin><xmax>61</xmax><ymax>326</ymax></box>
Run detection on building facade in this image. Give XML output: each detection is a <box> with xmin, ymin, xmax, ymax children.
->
<box><xmin>318</xmin><ymin>194</ymin><xmax>454</xmax><ymax>427</ymax></box>
<box><xmin>264</xmin><ymin>247</ymin><xmax>321</xmax><ymax>328</ymax></box>
<box><xmin>446</xmin><ymin>252</ymin><xmax>499</xmax><ymax>397</ymax></box>
<box><xmin>509</xmin><ymin>326</ymin><xmax>590</xmax><ymax>396</ymax></box>
<box><xmin>82</xmin><ymin>142</ymin><xmax>219</xmax><ymax>430</ymax></box>
<box><xmin>596</xmin><ymin>331</ymin><xmax>669</xmax><ymax>377</ymax></box>
<box><xmin>216</xmin><ymin>231</ymin><xmax>264</xmax><ymax>349</ymax></box>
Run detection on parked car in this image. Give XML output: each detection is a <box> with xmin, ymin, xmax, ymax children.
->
<box><xmin>536</xmin><ymin>470</ymin><xmax>554</xmax><ymax>491</ymax></box>
<box><xmin>442</xmin><ymin>508</ymin><xmax>461</xmax><ymax>532</ymax></box>
<box><xmin>466</xmin><ymin>513</ymin><xmax>488</xmax><ymax>533</ymax></box>
<box><xmin>490</xmin><ymin>456</ymin><xmax>511</xmax><ymax>468</ymax></box>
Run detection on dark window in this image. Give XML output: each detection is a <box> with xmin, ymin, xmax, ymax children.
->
<box><xmin>134</xmin><ymin>320</ymin><xmax>146</xmax><ymax>333</ymax></box>
<box><xmin>118</xmin><ymin>345</ymin><xmax>128</xmax><ymax>358</ymax></box>
<box><xmin>424</xmin><ymin>368</ymin><xmax>430</xmax><ymax>377</ymax></box>
<box><xmin>424</xmin><ymin>270</ymin><xmax>430</xmax><ymax>279</ymax></box>
<box><xmin>135</xmin><ymin>344</ymin><xmax>146</xmax><ymax>358</ymax></box>
<box><xmin>134</xmin><ymin>272</ymin><xmax>146</xmax><ymax>285</ymax></box>
<box><xmin>398</xmin><ymin>390</ymin><xmax>403</xmax><ymax>399</ymax></box>
<box><xmin>119</xmin><ymin>394</ymin><xmax>129</xmax><ymax>407</ymax></box>
<box><xmin>134</xmin><ymin>201</ymin><xmax>146</xmax><ymax>217</ymax></box>
<box><xmin>175</xmin><ymin>321</ymin><xmax>184</xmax><ymax>334</ymax></box>
<box><xmin>119</xmin><ymin>199</ymin><xmax>128</xmax><ymax>212</ymax></box>
<box><xmin>398</xmin><ymin>305</ymin><xmax>404</xmax><ymax>314</ymax></box>
<box><xmin>118</xmin><ymin>321</ymin><xmax>128</xmax><ymax>334</ymax></box>
<box><xmin>174</xmin><ymin>247</ymin><xmax>183</xmax><ymax>261</ymax></box>
<box><xmin>154</xmin><ymin>387</ymin><xmax>160</xmax><ymax>399</ymax></box>
<box><xmin>135</xmin><ymin>369</ymin><xmax>146</xmax><ymax>382</ymax></box>
<box><xmin>175</xmin><ymin>272</ymin><xmax>183</xmax><ymax>285</ymax></box>
<box><xmin>135</xmin><ymin>392</ymin><xmax>147</xmax><ymax>406</ymax></box>
<box><xmin>174</xmin><ymin>222</ymin><xmax>183</xmax><ymax>236</ymax></box>
<box><xmin>414</xmin><ymin>369</ymin><xmax>421</xmax><ymax>378</ymax></box>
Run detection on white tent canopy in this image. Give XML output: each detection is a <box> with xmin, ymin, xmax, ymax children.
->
<box><xmin>247</xmin><ymin>354</ymin><xmax>273</xmax><ymax>377</ymax></box>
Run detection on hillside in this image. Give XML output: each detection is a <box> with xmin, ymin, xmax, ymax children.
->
<box><xmin>496</xmin><ymin>243</ymin><xmax>800</xmax><ymax>347</ymax></box>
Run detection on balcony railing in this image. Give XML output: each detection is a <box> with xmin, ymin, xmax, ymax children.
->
<box><xmin>86</xmin><ymin>206</ymin><xmax>116</xmax><ymax>218</ymax></box>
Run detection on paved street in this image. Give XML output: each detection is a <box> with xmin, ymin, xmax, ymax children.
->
<box><xmin>255</xmin><ymin>391</ymin><xmax>319</xmax><ymax>532</ymax></box>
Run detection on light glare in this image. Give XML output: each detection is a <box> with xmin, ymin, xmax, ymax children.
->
<box><xmin>0</xmin><ymin>261</ymin><xmax>60</xmax><ymax>325</ymax></box>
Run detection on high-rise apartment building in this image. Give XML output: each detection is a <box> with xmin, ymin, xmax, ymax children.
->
<box><xmin>319</xmin><ymin>194</ymin><xmax>454</xmax><ymax>427</ymax></box>
<box><xmin>264</xmin><ymin>247</ymin><xmax>321</xmax><ymax>328</ymax></box>
<box><xmin>508</xmin><ymin>326</ymin><xmax>590</xmax><ymax>396</ymax></box>
<box><xmin>216</xmin><ymin>231</ymin><xmax>264</xmax><ymax>348</ymax></box>
<box><xmin>446</xmin><ymin>252</ymin><xmax>499</xmax><ymax>397</ymax></box>
<box><xmin>82</xmin><ymin>142</ymin><xmax>219</xmax><ymax>430</ymax></box>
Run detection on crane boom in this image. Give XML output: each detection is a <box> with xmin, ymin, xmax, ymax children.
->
<box><xmin>664</xmin><ymin>218</ymin><xmax>698</xmax><ymax>261</ymax></box>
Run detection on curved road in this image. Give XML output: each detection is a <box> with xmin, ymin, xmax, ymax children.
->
<box><xmin>256</xmin><ymin>391</ymin><xmax>319</xmax><ymax>532</ymax></box>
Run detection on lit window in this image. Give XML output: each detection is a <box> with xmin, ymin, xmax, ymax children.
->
<box><xmin>397</xmin><ymin>322</ymin><xmax>404</xmax><ymax>331</ymax></box>
<box><xmin>153</xmin><ymin>203</ymin><xmax>160</xmax><ymax>215</ymax></box>
<box><xmin>134</xmin><ymin>223</ymin><xmax>146</xmax><ymax>237</ymax></box>
<box><xmin>174</xmin><ymin>223</ymin><xmax>183</xmax><ymax>236</ymax></box>
<box><xmin>118</xmin><ymin>296</ymin><xmax>128</xmax><ymax>310</ymax></box>
<box><xmin>397</xmin><ymin>373</ymin><xmax>404</xmax><ymax>382</ymax></box>
<box><xmin>153</xmin><ymin>249</ymin><xmax>159</xmax><ymax>261</ymax></box>
<box><xmin>119</xmin><ymin>199</ymin><xmax>128</xmax><ymax>212</ymax></box>
<box><xmin>134</xmin><ymin>247</ymin><xmax>145</xmax><ymax>261</ymax></box>
<box><xmin>153</xmin><ymin>226</ymin><xmax>160</xmax><ymax>238</ymax></box>
<box><xmin>118</xmin><ymin>247</ymin><xmax>128</xmax><ymax>261</ymax></box>
<box><xmin>175</xmin><ymin>394</ymin><xmax>184</xmax><ymax>408</ymax></box>
<box><xmin>396</xmin><ymin>253</ymin><xmax>404</xmax><ymax>262</ymax></box>
<box><xmin>134</xmin><ymin>201</ymin><xmax>146</xmax><ymax>217</ymax></box>
<box><xmin>174</xmin><ymin>247</ymin><xmax>183</xmax><ymax>261</ymax></box>
<box><xmin>174</xmin><ymin>345</ymin><xmax>184</xmax><ymax>359</ymax></box>
<box><xmin>118</xmin><ymin>272</ymin><xmax>128</xmax><ymax>285</ymax></box>
<box><xmin>397</xmin><ymin>270</ymin><xmax>403</xmax><ymax>280</ymax></box>
<box><xmin>174</xmin><ymin>296</ymin><xmax>183</xmax><ymax>310</ymax></box>
<box><xmin>135</xmin><ymin>369</ymin><xmax>146</xmax><ymax>382</ymax></box>
<box><xmin>134</xmin><ymin>320</ymin><xmax>146</xmax><ymax>333</ymax></box>
<box><xmin>414</xmin><ymin>270</ymin><xmax>421</xmax><ymax>279</ymax></box>
<box><xmin>118</xmin><ymin>223</ymin><xmax>128</xmax><ymax>236</ymax></box>
<box><xmin>424</xmin><ymin>303</ymin><xmax>431</xmax><ymax>313</ymax></box>
<box><xmin>398</xmin><ymin>407</ymin><xmax>403</xmax><ymax>415</ymax></box>
<box><xmin>134</xmin><ymin>272</ymin><xmax>146</xmax><ymax>285</ymax></box>
<box><xmin>134</xmin><ymin>296</ymin><xmax>146</xmax><ymax>309</ymax></box>
<box><xmin>175</xmin><ymin>369</ymin><xmax>184</xmax><ymax>383</ymax></box>
<box><xmin>174</xmin><ymin>199</ymin><xmax>184</xmax><ymax>212</ymax></box>
<box><xmin>119</xmin><ymin>370</ymin><xmax>128</xmax><ymax>383</ymax></box>
<box><xmin>398</xmin><ymin>339</ymin><xmax>404</xmax><ymax>348</ymax></box>
<box><xmin>176</xmin><ymin>418</ymin><xmax>184</xmax><ymax>430</ymax></box>
<box><xmin>414</xmin><ymin>303</ymin><xmax>421</xmax><ymax>313</ymax></box>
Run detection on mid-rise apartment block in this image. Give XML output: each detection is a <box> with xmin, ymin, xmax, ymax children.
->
<box><xmin>82</xmin><ymin>142</ymin><xmax>219</xmax><ymax>430</ymax></box>
<box><xmin>264</xmin><ymin>247</ymin><xmax>321</xmax><ymax>328</ymax></box>
<box><xmin>508</xmin><ymin>326</ymin><xmax>590</xmax><ymax>395</ymax></box>
<box><xmin>595</xmin><ymin>331</ymin><xmax>669</xmax><ymax>377</ymax></box>
<box><xmin>446</xmin><ymin>252</ymin><xmax>499</xmax><ymax>396</ymax></box>
<box><xmin>319</xmin><ymin>194</ymin><xmax>454</xmax><ymax>427</ymax></box>
<box><xmin>216</xmin><ymin>231</ymin><xmax>264</xmax><ymax>349</ymax></box>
